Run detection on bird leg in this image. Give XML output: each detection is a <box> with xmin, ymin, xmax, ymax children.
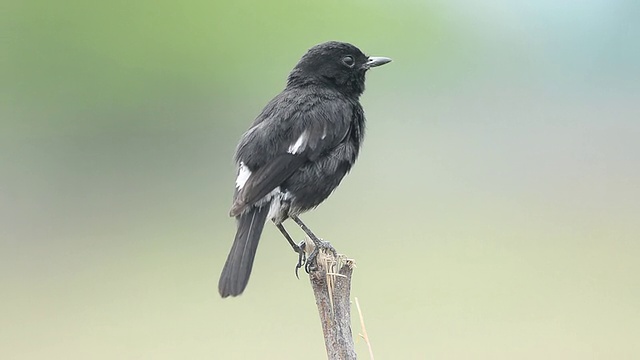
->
<box><xmin>290</xmin><ymin>215</ymin><xmax>336</xmax><ymax>273</ymax></box>
<box><xmin>275</xmin><ymin>223</ymin><xmax>306</xmax><ymax>278</ymax></box>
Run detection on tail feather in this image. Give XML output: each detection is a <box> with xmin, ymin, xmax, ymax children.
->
<box><xmin>219</xmin><ymin>204</ymin><xmax>270</xmax><ymax>297</ymax></box>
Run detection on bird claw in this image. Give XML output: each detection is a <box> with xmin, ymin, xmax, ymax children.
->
<box><xmin>294</xmin><ymin>241</ymin><xmax>306</xmax><ymax>279</ymax></box>
<box><xmin>304</xmin><ymin>240</ymin><xmax>336</xmax><ymax>273</ymax></box>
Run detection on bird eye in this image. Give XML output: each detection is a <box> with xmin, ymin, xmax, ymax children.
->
<box><xmin>342</xmin><ymin>56</ymin><xmax>355</xmax><ymax>68</ymax></box>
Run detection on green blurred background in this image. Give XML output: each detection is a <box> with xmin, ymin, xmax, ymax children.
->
<box><xmin>2</xmin><ymin>0</ymin><xmax>639</xmax><ymax>359</ymax></box>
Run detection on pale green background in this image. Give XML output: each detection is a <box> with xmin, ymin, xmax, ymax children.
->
<box><xmin>2</xmin><ymin>1</ymin><xmax>639</xmax><ymax>359</ymax></box>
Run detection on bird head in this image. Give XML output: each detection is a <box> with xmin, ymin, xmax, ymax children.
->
<box><xmin>287</xmin><ymin>41</ymin><xmax>391</xmax><ymax>98</ymax></box>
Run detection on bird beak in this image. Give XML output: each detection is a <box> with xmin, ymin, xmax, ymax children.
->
<box><xmin>365</xmin><ymin>56</ymin><xmax>392</xmax><ymax>69</ymax></box>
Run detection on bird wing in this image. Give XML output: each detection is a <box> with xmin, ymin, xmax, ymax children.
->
<box><xmin>229</xmin><ymin>95</ymin><xmax>352</xmax><ymax>216</ymax></box>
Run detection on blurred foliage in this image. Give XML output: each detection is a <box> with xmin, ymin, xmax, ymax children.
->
<box><xmin>3</xmin><ymin>0</ymin><xmax>443</xmax><ymax>134</ymax></box>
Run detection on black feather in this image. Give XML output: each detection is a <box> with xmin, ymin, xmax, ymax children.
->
<box><xmin>231</xmin><ymin>153</ymin><xmax>305</xmax><ymax>216</ymax></box>
<box><xmin>219</xmin><ymin>204</ymin><xmax>270</xmax><ymax>297</ymax></box>
<box><xmin>219</xmin><ymin>41</ymin><xmax>390</xmax><ymax>297</ymax></box>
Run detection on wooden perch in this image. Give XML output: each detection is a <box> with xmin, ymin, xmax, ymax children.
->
<box><xmin>307</xmin><ymin>240</ymin><xmax>357</xmax><ymax>360</ymax></box>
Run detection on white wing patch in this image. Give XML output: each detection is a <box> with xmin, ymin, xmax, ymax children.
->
<box><xmin>235</xmin><ymin>162</ymin><xmax>251</xmax><ymax>189</ymax></box>
<box><xmin>287</xmin><ymin>131</ymin><xmax>308</xmax><ymax>154</ymax></box>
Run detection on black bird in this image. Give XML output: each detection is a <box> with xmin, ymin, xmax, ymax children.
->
<box><xmin>219</xmin><ymin>41</ymin><xmax>391</xmax><ymax>298</ymax></box>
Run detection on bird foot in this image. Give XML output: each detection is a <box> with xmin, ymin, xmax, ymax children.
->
<box><xmin>305</xmin><ymin>239</ymin><xmax>337</xmax><ymax>273</ymax></box>
<box><xmin>293</xmin><ymin>241</ymin><xmax>307</xmax><ymax>279</ymax></box>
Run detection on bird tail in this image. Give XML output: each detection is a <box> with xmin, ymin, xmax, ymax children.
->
<box><xmin>218</xmin><ymin>203</ymin><xmax>270</xmax><ymax>297</ymax></box>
